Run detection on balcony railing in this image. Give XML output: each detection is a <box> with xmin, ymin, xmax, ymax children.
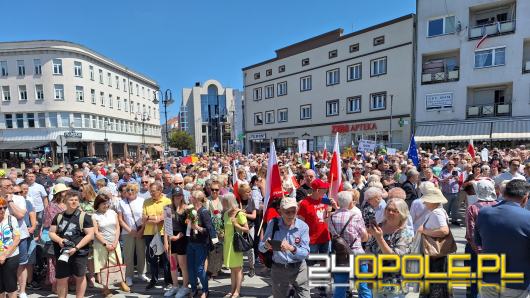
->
<box><xmin>421</xmin><ymin>70</ymin><xmax>459</xmax><ymax>84</ymax></box>
<box><xmin>466</xmin><ymin>103</ymin><xmax>511</xmax><ymax>118</ymax></box>
<box><xmin>469</xmin><ymin>20</ymin><xmax>515</xmax><ymax>39</ymax></box>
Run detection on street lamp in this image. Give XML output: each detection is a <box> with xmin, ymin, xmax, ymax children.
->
<box><xmin>153</xmin><ymin>89</ymin><xmax>173</xmax><ymax>152</ymax></box>
<box><xmin>135</xmin><ymin>112</ymin><xmax>150</xmax><ymax>153</ymax></box>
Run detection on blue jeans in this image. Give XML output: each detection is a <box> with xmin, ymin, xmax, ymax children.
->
<box><xmin>333</xmin><ymin>263</ymin><xmax>372</xmax><ymax>298</ymax></box>
<box><xmin>309</xmin><ymin>242</ymin><xmax>330</xmax><ymax>266</ymax></box>
<box><xmin>187</xmin><ymin>242</ymin><xmax>208</xmax><ymax>293</ymax></box>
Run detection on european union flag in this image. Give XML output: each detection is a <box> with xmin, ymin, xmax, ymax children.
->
<box><xmin>407</xmin><ymin>133</ymin><xmax>420</xmax><ymax>167</ymax></box>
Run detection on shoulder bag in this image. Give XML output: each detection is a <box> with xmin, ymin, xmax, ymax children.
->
<box><xmin>233</xmin><ymin>211</ymin><xmax>252</xmax><ymax>252</ymax></box>
<box><xmin>330</xmin><ymin>212</ymin><xmax>355</xmax><ymax>265</ymax></box>
<box><xmin>421</xmin><ymin>212</ymin><xmax>457</xmax><ymax>258</ymax></box>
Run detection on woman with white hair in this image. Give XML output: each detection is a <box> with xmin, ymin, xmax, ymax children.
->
<box><xmin>328</xmin><ymin>191</ymin><xmax>370</xmax><ymax>298</ymax></box>
<box><xmin>107</xmin><ymin>172</ymin><xmax>120</xmax><ymax>196</ymax></box>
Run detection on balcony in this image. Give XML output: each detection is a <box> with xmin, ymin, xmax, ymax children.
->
<box><xmin>467</xmin><ymin>103</ymin><xmax>511</xmax><ymax>118</ymax></box>
<box><xmin>523</xmin><ymin>41</ymin><xmax>530</xmax><ymax>74</ymax></box>
<box><xmin>421</xmin><ymin>53</ymin><xmax>459</xmax><ymax>84</ymax></box>
<box><xmin>422</xmin><ymin>70</ymin><xmax>459</xmax><ymax>84</ymax></box>
<box><xmin>469</xmin><ymin>2</ymin><xmax>516</xmax><ymax>39</ymax></box>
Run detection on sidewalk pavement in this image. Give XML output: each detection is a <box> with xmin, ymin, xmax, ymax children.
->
<box><xmin>28</xmin><ymin>226</ymin><xmax>468</xmax><ymax>297</ymax></box>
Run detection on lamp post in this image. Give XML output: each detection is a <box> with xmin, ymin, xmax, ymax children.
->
<box><xmin>153</xmin><ymin>89</ymin><xmax>173</xmax><ymax>153</ymax></box>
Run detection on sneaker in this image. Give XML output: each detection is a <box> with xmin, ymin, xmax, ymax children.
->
<box><xmin>19</xmin><ymin>293</ymin><xmax>28</xmax><ymax>298</ymax></box>
<box><xmin>126</xmin><ymin>277</ymin><xmax>133</xmax><ymax>287</ymax></box>
<box><xmin>164</xmin><ymin>286</ymin><xmax>179</xmax><ymax>297</ymax></box>
<box><xmin>175</xmin><ymin>287</ymin><xmax>190</xmax><ymax>298</ymax></box>
<box><xmin>146</xmin><ymin>280</ymin><xmax>156</xmax><ymax>290</ymax></box>
<box><xmin>248</xmin><ymin>268</ymin><xmax>255</xmax><ymax>278</ymax></box>
<box><xmin>140</xmin><ymin>274</ymin><xmax>150</xmax><ymax>282</ymax></box>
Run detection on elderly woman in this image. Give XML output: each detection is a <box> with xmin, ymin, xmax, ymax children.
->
<box><xmin>237</xmin><ymin>184</ymin><xmax>257</xmax><ymax>278</ymax></box>
<box><xmin>366</xmin><ymin>198</ymin><xmax>413</xmax><ymax>298</ymax></box>
<box><xmin>92</xmin><ymin>194</ymin><xmax>124</xmax><ymax>295</ymax></box>
<box><xmin>328</xmin><ymin>191</ymin><xmax>370</xmax><ymax>298</ymax></box>
<box><xmin>107</xmin><ymin>173</ymin><xmax>119</xmax><ymax>196</ymax></box>
<box><xmin>361</xmin><ymin>187</ymin><xmax>387</xmax><ymax>226</ymax></box>
<box><xmin>222</xmin><ymin>193</ymin><xmax>249</xmax><ymax>298</ymax></box>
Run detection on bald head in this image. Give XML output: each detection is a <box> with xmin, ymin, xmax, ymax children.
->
<box><xmin>388</xmin><ymin>187</ymin><xmax>406</xmax><ymax>200</ymax></box>
<box><xmin>304</xmin><ymin>169</ymin><xmax>316</xmax><ymax>184</ymax></box>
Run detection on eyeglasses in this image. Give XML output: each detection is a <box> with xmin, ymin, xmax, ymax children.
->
<box><xmin>175</xmin><ymin>182</ymin><xmax>183</xmax><ymax>185</ymax></box>
<box><xmin>0</xmin><ymin>206</ymin><xmax>7</xmax><ymax>211</ymax></box>
<box><xmin>141</xmin><ymin>181</ymin><xmax>150</xmax><ymax>184</ymax></box>
<box><xmin>211</xmin><ymin>189</ymin><xmax>220</xmax><ymax>192</ymax></box>
<box><xmin>13</xmin><ymin>191</ymin><xmax>21</xmax><ymax>195</ymax></box>
<box><xmin>125</xmin><ymin>189</ymin><xmax>135</xmax><ymax>193</ymax></box>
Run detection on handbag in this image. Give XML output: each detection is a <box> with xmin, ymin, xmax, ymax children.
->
<box><xmin>420</xmin><ymin>213</ymin><xmax>457</xmax><ymax>258</ymax></box>
<box><xmin>149</xmin><ymin>230</ymin><xmax>164</xmax><ymax>256</ymax></box>
<box><xmin>232</xmin><ymin>211</ymin><xmax>252</xmax><ymax>252</ymax></box>
<box><xmin>100</xmin><ymin>250</ymin><xmax>130</xmax><ymax>293</ymax></box>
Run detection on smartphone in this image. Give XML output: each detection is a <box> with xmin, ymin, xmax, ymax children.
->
<box><xmin>452</xmin><ymin>171</ymin><xmax>458</xmax><ymax>177</ymax></box>
<box><xmin>268</xmin><ymin>239</ymin><xmax>282</xmax><ymax>251</ymax></box>
<box><xmin>369</xmin><ymin>218</ymin><xmax>377</xmax><ymax>228</ymax></box>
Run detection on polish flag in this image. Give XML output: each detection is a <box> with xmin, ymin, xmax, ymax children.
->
<box><xmin>468</xmin><ymin>140</ymin><xmax>476</xmax><ymax>157</ymax></box>
<box><xmin>263</xmin><ymin>141</ymin><xmax>283</xmax><ymax>219</ymax></box>
<box><xmin>328</xmin><ymin>132</ymin><xmax>342</xmax><ymax>201</ymax></box>
<box><xmin>232</xmin><ymin>160</ymin><xmax>240</xmax><ymax>202</ymax></box>
<box><xmin>476</xmin><ymin>27</ymin><xmax>489</xmax><ymax>49</ymax></box>
<box><xmin>323</xmin><ymin>142</ymin><xmax>328</xmax><ymax>161</ymax></box>
<box><xmin>287</xmin><ymin>167</ymin><xmax>300</xmax><ymax>189</ymax></box>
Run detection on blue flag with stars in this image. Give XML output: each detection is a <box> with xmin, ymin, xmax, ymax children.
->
<box><xmin>310</xmin><ymin>153</ymin><xmax>317</xmax><ymax>177</ymax></box>
<box><xmin>407</xmin><ymin>133</ymin><xmax>420</xmax><ymax>167</ymax></box>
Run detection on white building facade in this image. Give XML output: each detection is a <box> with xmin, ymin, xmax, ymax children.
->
<box><xmin>0</xmin><ymin>40</ymin><xmax>161</xmax><ymax>161</ymax></box>
<box><xmin>242</xmin><ymin>15</ymin><xmax>415</xmax><ymax>153</ymax></box>
<box><xmin>180</xmin><ymin>80</ymin><xmax>242</xmax><ymax>153</ymax></box>
<box><xmin>415</xmin><ymin>0</ymin><xmax>530</xmax><ymax>146</ymax></box>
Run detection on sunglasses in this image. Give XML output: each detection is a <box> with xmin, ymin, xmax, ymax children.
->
<box><xmin>13</xmin><ymin>191</ymin><xmax>21</xmax><ymax>195</ymax></box>
<box><xmin>211</xmin><ymin>189</ymin><xmax>220</xmax><ymax>192</ymax></box>
<box><xmin>125</xmin><ymin>189</ymin><xmax>135</xmax><ymax>193</ymax></box>
<box><xmin>175</xmin><ymin>182</ymin><xmax>183</xmax><ymax>185</ymax></box>
<box><xmin>141</xmin><ymin>181</ymin><xmax>150</xmax><ymax>184</ymax></box>
<box><xmin>0</xmin><ymin>206</ymin><xmax>7</xmax><ymax>211</ymax></box>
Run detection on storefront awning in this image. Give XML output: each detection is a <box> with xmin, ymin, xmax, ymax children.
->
<box><xmin>415</xmin><ymin>122</ymin><xmax>491</xmax><ymax>143</ymax></box>
<box><xmin>152</xmin><ymin>145</ymin><xmax>164</xmax><ymax>152</ymax></box>
<box><xmin>491</xmin><ymin>120</ymin><xmax>530</xmax><ymax>140</ymax></box>
<box><xmin>0</xmin><ymin>141</ymin><xmax>50</xmax><ymax>150</ymax></box>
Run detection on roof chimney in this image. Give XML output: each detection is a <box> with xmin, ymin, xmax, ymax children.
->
<box><xmin>195</xmin><ymin>82</ymin><xmax>201</xmax><ymax>87</ymax></box>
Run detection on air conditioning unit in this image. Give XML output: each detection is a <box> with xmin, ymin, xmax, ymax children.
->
<box><xmin>525</xmin><ymin>61</ymin><xmax>530</xmax><ymax>71</ymax></box>
<box><xmin>422</xmin><ymin>73</ymin><xmax>432</xmax><ymax>82</ymax></box>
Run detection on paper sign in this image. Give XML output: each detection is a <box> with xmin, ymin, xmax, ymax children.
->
<box><xmin>298</xmin><ymin>140</ymin><xmax>307</xmax><ymax>154</ymax></box>
<box><xmin>481</xmin><ymin>148</ymin><xmax>489</xmax><ymax>162</ymax></box>
<box><xmin>358</xmin><ymin>139</ymin><xmax>377</xmax><ymax>152</ymax></box>
<box><xmin>387</xmin><ymin>147</ymin><xmax>397</xmax><ymax>155</ymax></box>
<box><xmin>163</xmin><ymin>208</ymin><xmax>173</xmax><ymax>237</ymax></box>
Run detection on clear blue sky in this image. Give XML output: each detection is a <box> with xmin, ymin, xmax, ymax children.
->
<box><xmin>2</xmin><ymin>0</ymin><xmax>415</xmax><ymax>121</ymax></box>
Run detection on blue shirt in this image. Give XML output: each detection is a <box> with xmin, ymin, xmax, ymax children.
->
<box><xmin>118</xmin><ymin>177</ymin><xmax>138</xmax><ymax>188</ymax></box>
<box><xmin>475</xmin><ymin>200</ymin><xmax>530</xmax><ymax>290</ymax></box>
<box><xmin>88</xmin><ymin>172</ymin><xmax>106</xmax><ymax>190</ymax></box>
<box><xmin>24</xmin><ymin>199</ymin><xmax>34</xmax><ymax>231</ymax></box>
<box><xmin>259</xmin><ymin>217</ymin><xmax>310</xmax><ymax>264</ymax></box>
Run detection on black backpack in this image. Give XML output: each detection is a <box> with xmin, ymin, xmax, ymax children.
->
<box><xmin>258</xmin><ymin>217</ymin><xmax>279</xmax><ymax>268</ymax></box>
<box><xmin>330</xmin><ymin>213</ymin><xmax>355</xmax><ymax>266</ymax></box>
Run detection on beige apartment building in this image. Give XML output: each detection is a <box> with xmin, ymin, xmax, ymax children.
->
<box><xmin>242</xmin><ymin>15</ymin><xmax>415</xmax><ymax>153</ymax></box>
<box><xmin>0</xmin><ymin>40</ymin><xmax>161</xmax><ymax>161</ymax></box>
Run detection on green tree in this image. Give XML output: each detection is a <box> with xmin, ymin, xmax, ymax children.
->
<box><xmin>168</xmin><ymin>130</ymin><xmax>194</xmax><ymax>151</ymax></box>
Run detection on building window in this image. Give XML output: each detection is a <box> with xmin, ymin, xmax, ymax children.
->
<box><xmin>33</xmin><ymin>59</ymin><xmax>42</xmax><ymax>75</ymax></box>
<box><xmin>37</xmin><ymin>113</ymin><xmax>45</xmax><ymax>128</ymax></box>
<box><xmin>73</xmin><ymin>113</ymin><xmax>82</xmax><ymax>128</ymax></box>
<box><xmin>83</xmin><ymin>114</ymin><xmax>90</xmax><ymax>128</ymax></box>
<box><xmin>253</xmin><ymin>87</ymin><xmax>262</xmax><ymax>101</ymax></box>
<box><xmin>371</xmin><ymin>57</ymin><xmax>387</xmax><ymax>76</ymax></box>
<box><xmin>264</xmin><ymin>84</ymin><xmax>274</xmax><ymax>99</ymax></box>
<box><xmin>115</xmin><ymin>76</ymin><xmax>119</xmax><ymax>89</ymax></box>
<box><xmin>90</xmin><ymin>89</ymin><xmax>96</xmax><ymax>104</ymax></box>
<box><xmin>124</xmin><ymin>99</ymin><xmax>128</xmax><ymax>112</ymax></box>
<box><xmin>370</xmin><ymin>92</ymin><xmax>387</xmax><ymax>110</ymax></box>
<box><xmin>278</xmin><ymin>65</ymin><xmax>285</xmax><ymax>73</ymax></box>
<box><xmin>300</xmin><ymin>104</ymin><xmax>312</xmax><ymax>120</ymax></box>
<box><xmin>278</xmin><ymin>108</ymin><xmax>288</xmax><ymax>122</ymax></box>
<box><xmin>136</xmin><ymin>84</ymin><xmax>139</xmax><ymax>96</ymax></box>
<box><xmin>89</xmin><ymin>65</ymin><xmax>94</xmax><ymax>80</ymax></box>
<box><xmin>107</xmin><ymin>72</ymin><xmax>112</xmax><ymax>86</ymax></box>
<box><xmin>123</xmin><ymin>78</ymin><xmax>127</xmax><ymax>91</ymax></box>
<box><xmin>347</xmin><ymin>63</ymin><xmax>362</xmax><ymax>81</ymax></box>
<box><xmin>109</xmin><ymin>94</ymin><xmax>113</xmax><ymax>108</ymax></box>
<box><xmin>16</xmin><ymin>113</ymin><xmax>24</xmax><ymax>128</ymax></box>
<box><xmin>326</xmin><ymin>100</ymin><xmax>339</xmax><ymax>116</ymax></box>
<box><xmin>141</xmin><ymin>86</ymin><xmax>145</xmax><ymax>98</ymax></box>
<box><xmin>474</xmin><ymin>47</ymin><xmax>506</xmax><ymax>68</ymax></box>
<box><xmin>373</xmin><ymin>36</ymin><xmax>385</xmax><ymax>46</ymax></box>
<box><xmin>52</xmin><ymin>59</ymin><xmax>63</xmax><ymax>75</ymax></box>
<box><xmin>27</xmin><ymin>113</ymin><xmax>35</xmax><ymax>128</ymax></box>
<box><xmin>254</xmin><ymin>73</ymin><xmax>260</xmax><ymax>80</ymax></box>
<box><xmin>49</xmin><ymin>112</ymin><xmax>58</xmax><ymax>128</ymax></box>
<box><xmin>17</xmin><ymin>60</ymin><xmax>25</xmax><ymax>76</ymax></box>
<box><xmin>129</xmin><ymin>82</ymin><xmax>133</xmax><ymax>93</ymax></box>
<box><xmin>266</xmin><ymin>69</ymin><xmax>272</xmax><ymax>76</ymax></box>
<box><xmin>35</xmin><ymin>84</ymin><xmax>44</xmax><ymax>100</ymax></box>
<box><xmin>265</xmin><ymin>110</ymin><xmax>275</xmax><ymax>124</ymax></box>
<box><xmin>2</xmin><ymin>86</ymin><xmax>10</xmax><ymax>101</ymax></box>
<box><xmin>75</xmin><ymin>86</ymin><xmax>84</xmax><ymax>102</ymax></box>
<box><xmin>302</xmin><ymin>58</ymin><xmax>310</xmax><ymax>66</ymax></box>
<box><xmin>326</xmin><ymin>68</ymin><xmax>340</xmax><ymax>86</ymax></box>
<box><xmin>54</xmin><ymin>84</ymin><xmax>64</xmax><ymax>100</ymax></box>
<box><xmin>254</xmin><ymin>112</ymin><xmax>263</xmax><ymax>125</ymax></box>
<box><xmin>1</xmin><ymin>61</ymin><xmax>7</xmax><ymax>76</ymax></box>
<box><xmin>349</xmin><ymin>43</ymin><xmax>359</xmax><ymax>53</ymax></box>
<box><xmin>117</xmin><ymin>97</ymin><xmax>121</xmax><ymax>110</ymax></box>
<box><xmin>60</xmin><ymin>112</ymin><xmax>69</xmax><ymax>127</ymax></box>
<box><xmin>100</xmin><ymin>92</ymin><xmax>105</xmax><ymax>106</ymax></box>
<box><xmin>74</xmin><ymin>61</ymin><xmax>82</xmax><ymax>77</ymax></box>
<box><xmin>428</xmin><ymin>16</ymin><xmax>456</xmax><ymax>37</ymax></box>
<box><xmin>99</xmin><ymin>69</ymin><xmax>103</xmax><ymax>84</ymax></box>
<box><xmin>19</xmin><ymin>85</ymin><xmax>27</xmax><ymax>100</ymax></box>
<box><xmin>277</xmin><ymin>81</ymin><xmax>287</xmax><ymax>96</ymax></box>
<box><xmin>329</xmin><ymin>50</ymin><xmax>338</xmax><ymax>59</ymax></box>
<box><xmin>347</xmin><ymin>96</ymin><xmax>361</xmax><ymax>113</ymax></box>
<box><xmin>300</xmin><ymin>75</ymin><xmax>312</xmax><ymax>91</ymax></box>
<box><xmin>5</xmin><ymin>114</ymin><xmax>13</xmax><ymax>128</ymax></box>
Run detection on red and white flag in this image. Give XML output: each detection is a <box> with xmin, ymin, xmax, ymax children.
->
<box><xmin>468</xmin><ymin>139</ymin><xmax>476</xmax><ymax>157</ymax></box>
<box><xmin>476</xmin><ymin>27</ymin><xmax>488</xmax><ymax>49</ymax></box>
<box><xmin>328</xmin><ymin>132</ymin><xmax>342</xmax><ymax>201</ymax></box>
<box><xmin>287</xmin><ymin>167</ymin><xmax>300</xmax><ymax>189</ymax></box>
<box><xmin>323</xmin><ymin>142</ymin><xmax>328</xmax><ymax>161</ymax></box>
<box><xmin>264</xmin><ymin>141</ymin><xmax>283</xmax><ymax>214</ymax></box>
<box><xmin>232</xmin><ymin>160</ymin><xmax>240</xmax><ymax>202</ymax></box>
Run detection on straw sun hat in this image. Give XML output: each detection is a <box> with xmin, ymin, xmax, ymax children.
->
<box><xmin>420</xmin><ymin>186</ymin><xmax>448</xmax><ymax>204</ymax></box>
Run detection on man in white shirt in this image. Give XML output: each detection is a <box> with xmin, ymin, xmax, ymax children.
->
<box><xmin>25</xmin><ymin>172</ymin><xmax>47</xmax><ymax>231</ymax></box>
<box><xmin>494</xmin><ymin>159</ymin><xmax>525</xmax><ymax>186</ymax></box>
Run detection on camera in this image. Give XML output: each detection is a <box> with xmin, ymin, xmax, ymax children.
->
<box><xmin>58</xmin><ymin>239</ymin><xmax>76</xmax><ymax>263</ymax></box>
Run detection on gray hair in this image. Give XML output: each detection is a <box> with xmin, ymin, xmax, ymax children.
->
<box><xmin>364</xmin><ymin>187</ymin><xmax>382</xmax><ymax>201</ymax></box>
<box><xmin>385</xmin><ymin>198</ymin><xmax>410</xmax><ymax>227</ymax></box>
<box><xmin>367</xmin><ymin>175</ymin><xmax>381</xmax><ymax>184</ymax></box>
<box><xmin>342</xmin><ymin>182</ymin><xmax>353</xmax><ymax>191</ymax></box>
<box><xmin>406</xmin><ymin>169</ymin><xmax>419</xmax><ymax>179</ymax></box>
<box><xmin>367</xmin><ymin>181</ymin><xmax>384</xmax><ymax>190</ymax></box>
<box><xmin>221</xmin><ymin>193</ymin><xmax>239</xmax><ymax>208</ymax></box>
<box><xmin>110</xmin><ymin>172</ymin><xmax>119</xmax><ymax>180</ymax></box>
<box><xmin>337</xmin><ymin>191</ymin><xmax>353</xmax><ymax>209</ymax></box>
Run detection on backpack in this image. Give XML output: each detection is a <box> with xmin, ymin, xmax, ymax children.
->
<box><xmin>258</xmin><ymin>217</ymin><xmax>279</xmax><ymax>268</ymax></box>
<box><xmin>57</xmin><ymin>209</ymin><xmax>87</xmax><ymax>235</ymax></box>
<box><xmin>330</xmin><ymin>213</ymin><xmax>355</xmax><ymax>266</ymax></box>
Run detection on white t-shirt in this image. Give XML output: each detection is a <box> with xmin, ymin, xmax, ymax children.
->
<box><xmin>410</xmin><ymin>199</ymin><xmax>429</xmax><ymax>232</ymax></box>
<box><xmin>494</xmin><ymin>171</ymin><xmax>525</xmax><ymax>186</ymax></box>
<box><xmin>424</xmin><ymin>207</ymin><xmax>448</xmax><ymax>230</ymax></box>
<box><xmin>27</xmin><ymin>182</ymin><xmax>47</xmax><ymax>213</ymax></box>
<box><xmin>0</xmin><ymin>215</ymin><xmax>20</xmax><ymax>257</ymax></box>
<box><xmin>8</xmin><ymin>195</ymin><xmax>29</xmax><ymax>240</ymax></box>
<box><xmin>118</xmin><ymin>197</ymin><xmax>145</xmax><ymax>235</ymax></box>
<box><xmin>93</xmin><ymin>209</ymin><xmax>118</xmax><ymax>243</ymax></box>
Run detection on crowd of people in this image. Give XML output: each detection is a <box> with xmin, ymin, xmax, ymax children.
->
<box><xmin>0</xmin><ymin>145</ymin><xmax>528</xmax><ymax>298</ymax></box>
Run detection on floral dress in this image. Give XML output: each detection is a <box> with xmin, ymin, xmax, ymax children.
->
<box><xmin>366</xmin><ymin>225</ymin><xmax>413</xmax><ymax>297</ymax></box>
<box><xmin>207</xmin><ymin>198</ymin><xmax>224</xmax><ymax>275</ymax></box>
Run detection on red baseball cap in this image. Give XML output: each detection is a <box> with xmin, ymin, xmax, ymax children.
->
<box><xmin>311</xmin><ymin>179</ymin><xmax>330</xmax><ymax>190</ymax></box>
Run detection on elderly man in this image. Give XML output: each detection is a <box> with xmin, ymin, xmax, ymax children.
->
<box><xmin>476</xmin><ymin>180</ymin><xmax>530</xmax><ymax>298</ymax></box>
<box><xmin>88</xmin><ymin>164</ymin><xmax>106</xmax><ymax>191</ymax></box>
<box><xmin>118</xmin><ymin>167</ymin><xmax>137</xmax><ymax>187</ymax></box>
<box><xmin>361</xmin><ymin>187</ymin><xmax>387</xmax><ymax>226</ymax></box>
<box><xmin>401</xmin><ymin>169</ymin><xmax>420</xmax><ymax>207</ymax></box>
<box><xmin>296</xmin><ymin>169</ymin><xmax>316</xmax><ymax>202</ymax></box>
<box><xmin>259</xmin><ymin>197</ymin><xmax>310</xmax><ymax>298</ymax></box>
